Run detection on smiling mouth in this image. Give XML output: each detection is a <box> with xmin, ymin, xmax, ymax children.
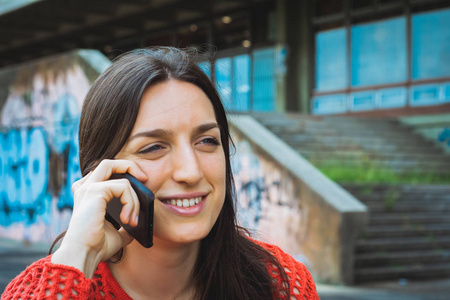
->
<box><xmin>161</xmin><ymin>197</ymin><xmax>203</xmax><ymax>208</ymax></box>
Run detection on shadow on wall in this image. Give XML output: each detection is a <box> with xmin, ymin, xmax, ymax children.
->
<box><xmin>0</xmin><ymin>50</ymin><xmax>108</xmax><ymax>243</ymax></box>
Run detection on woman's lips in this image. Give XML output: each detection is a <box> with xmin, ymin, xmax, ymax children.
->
<box><xmin>159</xmin><ymin>195</ymin><xmax>207</xmax><ymax>217</ymax></box>
<box><xmin>161</xmin><ymin>196</ymin><xmax>202</xmax><ymax>208</ymax></box>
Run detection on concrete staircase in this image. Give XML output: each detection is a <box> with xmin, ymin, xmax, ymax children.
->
<box><xmin>344</xmin><ymin>184</ymin><xmax>450</xmax><ymax>283</ymax></box>
<box><xmin>251</xmin><ymin>112</ymin><xmax>450</xmax><ymax>283</ymax></box>
<box><xmin>252</xmin><ymin>113</ymin><xmax>450</xmax><ymax>175</ymax></box>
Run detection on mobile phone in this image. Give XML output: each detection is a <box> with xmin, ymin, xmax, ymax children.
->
<box><xmin>105</xmin><ymin>173</ymin><xmax>154</xmax><ymax>248</ymax></box>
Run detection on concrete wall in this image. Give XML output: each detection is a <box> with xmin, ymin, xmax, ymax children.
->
<box><xmin>0</xmin><ymin>50</ymin><xmax>109</xmax><ymax>243</ymax></box>
<box><xmin>230</xmin><ymin>115</ymin><xmax>368</xmax><ymax>284</ymax></box>
<box><xmin>400</xmin><ymin>114</ymin><xmax>450</xmax><ymax>153</ymax></box>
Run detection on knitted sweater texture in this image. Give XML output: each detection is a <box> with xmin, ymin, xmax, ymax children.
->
<box><xmin>2</xmin><ymin>240</ymin><xmax>319</xmax><ymax>299</ymax></box>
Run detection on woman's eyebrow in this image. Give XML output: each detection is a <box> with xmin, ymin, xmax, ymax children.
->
<box><xmin>128</xmin><ymin>122</ymin><xmax>219</xmax><ymax>141</ymax></box>
<box><xmin>129</xmin><ymin>128</ymin><xmax>171</xmax><ymax>140</ymax></box>
<box><xmin>194</xmin><ymin>122</ymin><xmax>220</xmax><ymax>135</ymax></box>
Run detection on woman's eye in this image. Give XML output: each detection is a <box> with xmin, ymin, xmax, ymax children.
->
<box><xmin>200</xmin><ymin>138</ymin><xmax>220</xmax><ymax>145</ymax></box>
<box><xmin>138</xmin><ymin>144</ymin><xmax>163</xmax><ymax>154</ymax></box>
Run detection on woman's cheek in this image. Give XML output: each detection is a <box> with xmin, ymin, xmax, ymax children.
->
<box><xmin>136</xmin><ymin>158</ymin><xmax>168</xmax><ymax>191</ymax></box>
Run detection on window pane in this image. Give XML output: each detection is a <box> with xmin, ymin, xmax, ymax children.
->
<box><xmin>215</xmin><ymin>58</ymin><xmax>232</xmax><ymax>107</ymax></box>
<box><xmin>412</xmin><ymin>8</ymin><xmax>450</xmax><ymax>80</ymax></box>
<box><xmin>253</xmin><ymin>48</ymin><xmax>275</xmax><ymax>111</ymax></box>
<box><xmin>315</xmin><ymin>28</ymin><xmax>347</xmax><ymax>91</ymax></box>
<box><xmin>351</xmin><ymin>17</ymin><xmax>407</xmax><ymax>87</ymax></box>
<box><xmin>233</xmin><ymin>55</ymin><xmax>250</xmax><ymax>111</ymax></box>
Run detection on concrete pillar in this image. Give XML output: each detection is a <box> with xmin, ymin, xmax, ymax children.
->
<box><xmin>274</xmin><ymin>0</ymin><xmax>287</xmax><ymax>112</ymax></box>
<box><xmin>285</xmin><ymin>0</ymin><xmax>313</xmax><ymax>113</ymax></box>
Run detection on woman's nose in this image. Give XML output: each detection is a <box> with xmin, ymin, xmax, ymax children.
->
<box><xmin>171</xmin><ymin>146</ymin><xmax>203</xmax><ymax>185</ymax></box>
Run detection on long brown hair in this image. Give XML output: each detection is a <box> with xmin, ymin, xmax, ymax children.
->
<box><xmin>53</xmin><ymin>47</ymin><xmax>290</xmax><ymax>299</ymax></box>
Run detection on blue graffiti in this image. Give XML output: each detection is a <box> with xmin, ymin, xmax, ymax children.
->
<box><xmin>0</xmin><ymin>122</ymin><xmax>82</xmax><ymax>226</ymax></box>
<box><xmin>438</xmin><ymin>128</ymin><xmax>450</xmax><ymax>146</ymax></box>
<box><xmin>52</xmin><ymin>93</ymin><xmax>80</xmax><ymax>154</ymax></box>
<box><xmin>0</xmin><ymin>128</ymin><xmax>49</xmax><ymax>226</ymax></box>
<box><xmin>0</xmin><ymin>92</ymin><xmax>82</xmax><ymax>226</ymax></box>
<box><xmin>57</xmin><ymin>121</ymin><xmax>81</xmax><ymax>210</ymax></box>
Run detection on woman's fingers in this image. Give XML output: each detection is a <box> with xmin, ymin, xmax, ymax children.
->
<box><xmin>86</xmin><ymin>159</ymin><xmax>147</xmax><ymax>184</ymax></box>
<box><xmin>71</xmin><ymin>171</ymin><xmax>92</xmax><ymax>193</ymax></box>
<box><xmin>127</xmin><ymin>182</ymin><xmax>140</xmax><ymax>227</ymax></box>
<box><xmin>87</xmin><ymin>179</ymin><xmax>140</xmax><ymax>226</ymax></box>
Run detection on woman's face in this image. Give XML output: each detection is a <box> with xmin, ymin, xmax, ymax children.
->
<box><xmin>116</xmin><ymin>79</ymin><xmax>226</xmax><ymax>246</ymax></box>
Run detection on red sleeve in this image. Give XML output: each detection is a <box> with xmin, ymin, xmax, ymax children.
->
<box><xmin>252</xmin><ymin>239</ymin><xmax>320</xmax><ymax>300</ymax></box>
<box><xmin>1</xmin><ymin>256</ymin><xmax>98</xmax><ymax>300</ymax></box>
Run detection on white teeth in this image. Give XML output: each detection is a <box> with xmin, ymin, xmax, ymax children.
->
<box><xmin>163</xmin><ymin>196</ymin><xmax>203</xmax><ymax>208</ymax></box>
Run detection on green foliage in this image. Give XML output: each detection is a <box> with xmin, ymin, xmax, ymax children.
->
<box><xmin>316</xmin><ymin>161</ymin><xmax>450</xmax><ymax>184</ymax></box>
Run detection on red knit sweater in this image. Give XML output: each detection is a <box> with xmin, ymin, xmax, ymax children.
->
<box><xmin>2</xmin><ymin>240</ymin><xmax>319</xmax><ymax>299</ymax></box>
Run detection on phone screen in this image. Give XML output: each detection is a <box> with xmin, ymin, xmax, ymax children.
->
<box><xmin>105</xmin><ymin>173</ymin><xmax>154</xmax><ymax>248</ymax></box>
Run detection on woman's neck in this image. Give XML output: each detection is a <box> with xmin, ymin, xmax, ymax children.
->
<box><xmin>108</xmin><ymin>238</ymin><xmax>200</xmax><ymax>300</ymax></box>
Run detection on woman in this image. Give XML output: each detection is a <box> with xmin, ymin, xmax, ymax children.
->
<box><xmin>2</xmin><ymin>47</ymin><xmax>318</xmax><ymax>300</ymax></box>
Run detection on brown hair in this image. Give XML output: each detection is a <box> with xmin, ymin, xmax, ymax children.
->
<box><xmin>56</xmin><ymin>47</ymin><xmax>290</xmax><ymax>299</ymax></box>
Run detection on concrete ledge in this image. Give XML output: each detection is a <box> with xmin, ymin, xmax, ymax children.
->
<box><xmin>399</xmin><ymin>114</ymin><xmax>450</xmax><ymax>153</ymax></box>
<box><xmin>229</xmin><ymin>114</ymin><xmax>368</xmax><ymax>284</ymax></box>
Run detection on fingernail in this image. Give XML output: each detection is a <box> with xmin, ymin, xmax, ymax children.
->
<box><xmin>135</xmin><ymin>215</ymin><xmax>139</xmax><ymax>225</ymax></box>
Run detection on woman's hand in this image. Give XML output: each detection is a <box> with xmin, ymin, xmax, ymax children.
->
<box><xmin>51</xmin><ymin>159</ymin><xmax>147</xmax><ymax>278</ymax></box>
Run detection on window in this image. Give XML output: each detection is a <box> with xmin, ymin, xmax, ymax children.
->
<box><xmin>412</xmin><ymin>8</ymin><xmax>450</xmax><ymax>80</ymax></box>
<box><xmin>215</xmin><ymin>57</ymin><xmax>232</xmax><ymax>105</ymax></box>
<box><xmin>214</xmin><ymin>48</ymin><xmax>276</xmax><ymax>112</ymax></box>
<box><xmin>233</xmin><ymin>55</ymin><xmax>251</xmax><ymax>111</ymax></box>
<box><xmin>253</xmin><ymin>48</ymin><xmax>275</xmax><ymax>111</ymax></box>
<box><xmin>351</xmin><ymin>17</ymin><xmax>407</xmax><ymax>87</ymax></box>
<box><xmin>315</xmin><ymin>28</ymin><xmax>348</xmax><ymax>91</ymax></box>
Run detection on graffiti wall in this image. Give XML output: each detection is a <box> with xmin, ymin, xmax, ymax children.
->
<box><xmin>0</xmin><ymin>50</ymin><xmax>105</xmax><ymax>243</ymax></box>
<box><xmin>231</xmin><ymin>129</ymin><xmax>309</xmax><ymax>264</ymax></box>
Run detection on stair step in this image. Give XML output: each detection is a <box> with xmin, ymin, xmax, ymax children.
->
<box><xmin>353</xmin><ymin>194</ymin><xmax>450</xmax><ymax>201</ymax></box>
<box><xmin>297</xmin><ymin>150</ymin><xmax>449</xmax><ymax>162</ymax></box>
<box><xmin>291</xmin><ymin>142</ymin><xmax>443</xmax><ymax>154</ymax></box>
<box><xmin>356</xmin><ymin>236</ymin><xmax>450</xmax><ymax>252</ymax></box>
<box><xmin>354</xmin><ymin>263</ymin><xmax>450</xmax><ymax>283</ymax></box>
<box><xmin>355</xmin><ymin>250</ymin><xmax>450</xmax><ymax>268</ymax></box>
<box><xmin>312</xmin><ymin>159</ymin><xmax>450</xmax><ymax>172</ymax></box>
<box><xmin>343</xmin><ymin>184</ymin><xmax>450</xmax><ymax>194</ymax></box>
<box><xmin>360</xmin><ymin>202</ymin><xmax>450</xmax><ymax>213</ymax></box>
<box><xmin>362</xmin><ymin>225</ymin><xmax>450</xmax><ymax>238</ymax></box>
<box><xmin>268</xmin><ymin>127</ymin><xmax>428</xmax><ymax>141</ymax></box>
<box><xmin>369</xmin><ymin>213</ymin><xmax>450</xmax><ymax>226</ymax></box>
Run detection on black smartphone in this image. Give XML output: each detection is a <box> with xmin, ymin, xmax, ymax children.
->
<box><xmin>105</xmin><ymin>173</ymin><xmax>154</xmax><ymax>248</ymax></box>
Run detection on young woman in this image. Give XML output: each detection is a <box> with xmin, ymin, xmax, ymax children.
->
<box><xmin>2</xmin><ymin>47</ymin><xmax>318</xmax><ymax>300</ymax></box>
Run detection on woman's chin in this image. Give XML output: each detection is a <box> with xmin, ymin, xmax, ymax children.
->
<box><xmin>153</xmin><ymin>227</ymin><xmax>209</xmax><ymax>246</ymax></box>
